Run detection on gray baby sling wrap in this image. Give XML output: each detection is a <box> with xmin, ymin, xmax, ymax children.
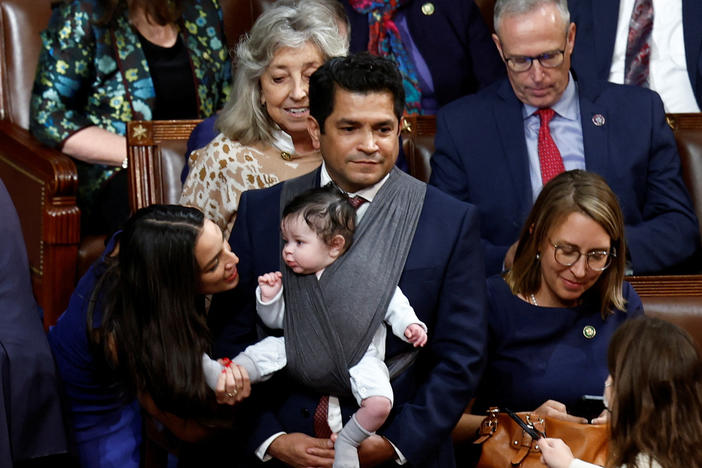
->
<box><xmin>280</xmin><ymin>167</ymin><xmax>426</xmax><ymax>396</ymax></box>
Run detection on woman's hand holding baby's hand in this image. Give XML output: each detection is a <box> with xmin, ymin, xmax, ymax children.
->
<box><xmin>538</xmin><ymin>438</ymin><xmax>574</xmax><ymax>468</ymax></box>
<box><xmin>405</xmin><ymin>324</ymin><xmax>428</xmax><ymax>347</ymax></box>
<box><xmin>215</xmin><ymin>358</ymin><xmax>251</xmax><ymax>405</ymax></box>
<box><xmin>258</xmin><ymin>271</ymin><xmax>283</xmax><ymax>302</ymax></box>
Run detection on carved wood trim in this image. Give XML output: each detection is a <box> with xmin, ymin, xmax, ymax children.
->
<box><xmin>626</xmin><ymin>275</ymin><xmax>702</xmax><ymax>297</ymax></box>
<box><xmin>126</xmin><ymin>120</ymin><xmax>201</xmax><ymax>211</ymax></box>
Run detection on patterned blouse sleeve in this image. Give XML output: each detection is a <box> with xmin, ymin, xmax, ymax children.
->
<box><xmin>180</xmin><ymin>144</ymin><xmax>235</xmax><ymax>236</ymax></box>
<box><xmin>30</xmin><ymin>0</ymin><xmax>97</xmax><ymax>148</ymax></box>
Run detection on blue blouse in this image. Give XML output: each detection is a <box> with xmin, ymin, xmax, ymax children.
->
<box><xmin>473</xmin><ymin>275</ymin><xmax>643</xmax><ymax>415</ymax></box>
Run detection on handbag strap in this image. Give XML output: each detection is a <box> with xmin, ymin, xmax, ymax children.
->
<box><xmin>474</xmin><ymin>407</ymin><xmax>500</xmax><ymax>444</ymax></box>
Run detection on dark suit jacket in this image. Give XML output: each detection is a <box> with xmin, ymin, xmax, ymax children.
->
<box><xmin>209</xmin><ymin>169</ymin><xmax>487</xmax><ymax>467</ymax></box>
<box><xmin>0</xmin><ymin>179</ymin><xmax>68</xmax><ymax>464</ymax></box>
<box><xmin>344</xmin><ymin>0</ymin><xmax>504</xmax><ymax>108</ymax></box>
<box><xmin>569</xmin><ymin>0</ymin><xmax>702</xmax><ymax>109</ymax></box>
<box><xmin>429</xmin><ymin>78</ymin><xmax>700</xmax><ymax>276</ymax></box>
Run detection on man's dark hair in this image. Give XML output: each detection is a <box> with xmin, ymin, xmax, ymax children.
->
<box><xmin>309</xmin><ymin>52</ymin><xmax>405</xmax><ymax>133</ymax></box>
<box><xmin>282</xmin><ymin>184</ymin><xmax>356</xmax><ymax>253</ymax></box>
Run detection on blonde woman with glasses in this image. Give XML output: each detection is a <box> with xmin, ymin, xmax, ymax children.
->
<box><xmin>453</xmin><ymin>170</ymin><xmax>643</xmax><ymax>458</ymax></box>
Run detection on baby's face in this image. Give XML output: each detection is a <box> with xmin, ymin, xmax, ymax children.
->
<box><xmin>281</xmin><ymin>215</ymin><xmax>336</xmax><ymax>275</ymax></box>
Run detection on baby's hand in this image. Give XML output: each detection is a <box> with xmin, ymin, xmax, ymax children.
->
<box><xmin>258</xmin><ymin>271</ymin><xmax>282</xmax><ymax>302</ymax></box>
<box><xmin>405</xmin><ymin>323</ymin><xmax>427</xmax><ymax>347</ymax></box>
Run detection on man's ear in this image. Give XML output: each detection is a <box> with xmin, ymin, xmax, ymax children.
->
<box><xmin>566</xmin><ymin>22</ymin><xmax>576</xmax><ymax>55</ymax></box>
<box><xmin>328</xmin><ymin>234</ymin><xmax>346</xmax><ymax>259</ymax></box>
<box><xmin>307</xmin><ymin>116</ymin><xmax>321</xmax><ymax>150</ymax></box>
<box><xmin>492</xmin><ymin>33</ymin><xmax>504</xmax><ymax>60</ymax></box>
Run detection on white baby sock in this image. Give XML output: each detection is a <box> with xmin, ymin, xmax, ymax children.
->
<box><xmin>333</xmin><ymin>414</ymin><xmax>372</xmax><ymax>468</ymax></box>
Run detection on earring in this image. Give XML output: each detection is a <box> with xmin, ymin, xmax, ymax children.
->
<box><xmin>536</xmin><ymin>252</ymin><xmax>541</xmax><ymax>260</ymax></box>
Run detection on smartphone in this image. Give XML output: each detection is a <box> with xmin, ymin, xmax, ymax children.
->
<box><xmin>572</xmin><ymin>395</ymin><xmax>605</xmax><ymax>422</ymax></box>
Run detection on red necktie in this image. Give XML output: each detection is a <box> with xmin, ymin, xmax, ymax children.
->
<box><xmin>348</xmin><ymin>195</ymin><xmax>367</xmax><ymax>210</ymax></box>
<box><xmin>313</xmin><ymin>395</ymin><xmax>332</xmax><ymax>438</ymax></box>
<box><xmin>536</xmin><ymin>108</ymin><xmax>565</xmax><ymax>184</ymax></box>
<box><xmin>624</xmin><ymin>0</ymin><xmax>653</xmax><ymax>87</ymax></box>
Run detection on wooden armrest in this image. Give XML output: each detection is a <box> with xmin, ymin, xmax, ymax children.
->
<box><xmin>0</xmin><ymin>120</ymin><xmax>80</xmax><ymax>328</ymax></box>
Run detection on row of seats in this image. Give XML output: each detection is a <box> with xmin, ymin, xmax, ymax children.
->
<box><xmin>131</xmin><ymin>115</ymin><xmax>702</xmax><ymax>352</ymax></box>
<box><xmin>2</xmin><ymin>0</ymin><xmax>701</xmax><ymax>344</ymax></box>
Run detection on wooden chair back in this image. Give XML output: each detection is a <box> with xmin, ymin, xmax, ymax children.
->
<box><xmin>126</xmin><ymin>120</ymin><xmax>202</xmax><ymax>212</ymax></box>
<box><xmin>666</xmin><ymin>113</ymin><xmax>702</xmax><ymax>237</ymax></box>
<box><xmin>401</xmin><ymin>115</ymin><xmax>436</xmax><ymax>183</ymax></box>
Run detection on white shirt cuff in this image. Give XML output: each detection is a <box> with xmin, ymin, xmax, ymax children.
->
<box><xmin>256</xmin><ymin>285</ymin><xmax>284</xmax><ymax>305</ymax></box>
<box><xmin>387</xmin><ymin>438</ymin><xmax>407</xmax><ymax>464</ymax></box>
<box><xmin>255</xmin><ymin>432</ymin><xmax>286</xmax><ymax>461</ymax></box>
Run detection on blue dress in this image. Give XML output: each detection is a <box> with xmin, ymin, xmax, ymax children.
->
<box><xmin>473</xmin><ymin>275</ymin><xmax>643</xmax><ymax>415</ymax></box>
<box><xmin>48</xmin><ymin>235</ymin><xmax>142</xmax><ymax>468</ymax></box>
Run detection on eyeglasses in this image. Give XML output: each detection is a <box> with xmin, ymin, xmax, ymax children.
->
<box><xmin>504</xmin><ymin>49</ymin><xmax>565</xmax><ymax>72</ymax></box>
<box><xmin>551</xmin><ymin>241</ymin><xmax>616</xmax><ymax>271</ymax></box>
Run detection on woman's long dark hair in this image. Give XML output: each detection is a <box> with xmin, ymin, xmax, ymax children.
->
<box><xmin>607</xmin><ymin>316</ymin><xmax>702</xmax><ymax>467</ymax></box>
<box><xmin>91</xmin><ymin>204</ymin><xmax>212</xmax><ymax>418</ymax></box>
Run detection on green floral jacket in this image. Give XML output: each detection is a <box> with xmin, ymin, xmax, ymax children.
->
<box><xmin>29</xmin><ymin>0</ymin><xmax>231</xmax><ymax>214</ymax></box>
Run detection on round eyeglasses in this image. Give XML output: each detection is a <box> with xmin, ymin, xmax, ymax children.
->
<box><xmin>504</xmin><ymin>50</ymin><xmax>565</xmax><ymax>72</ymax></box>
<box><xmin>551</xmin><ymin>242</ymin><xmax>616</xmax><ymax>271</ymax></box>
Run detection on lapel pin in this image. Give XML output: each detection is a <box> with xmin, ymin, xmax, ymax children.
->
<box><xmin>421</xmin><ymin>2</ymin><xmax>435</xmax><ymax>15</ymax></box>
<box><xmin>583</xmin><ymin>325</ymin><xmax>597</xmax><ymax>339</ymax></box>
<box><xmin>592</xmin><ymin>114</ymin><xmax>605</xmax><ymax>127</ymax></box>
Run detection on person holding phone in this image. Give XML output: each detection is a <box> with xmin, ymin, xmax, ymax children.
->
<box><xmin>453</xmin><ymin>170</ymin><xmax>643</xmax><ymax>450</ymax></box>
<box><xmin>539</xmin><ymin>315</ymin><xmax>702</xmax><ymax>467</ymax></box>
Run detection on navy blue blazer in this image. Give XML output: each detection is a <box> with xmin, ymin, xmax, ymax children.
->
<box><xmin>0</xmin><ymin>179</ymin><xmax>68</xmax><ymax>464</ymax></box>
<box><xmin>209</xmin><ymin>169</ymin><xmax>488</xmax><ymax>467</ymax></box>
<box><xmin>429</xmin><ymin>78</ymin><xmax>700</xmax><ymax>276</ymax></box>
<box><xmin>569</xmin><ymin>0</ymin><xmax>702</xmax><ymax>109</ymax></box>
<box><xmin>344</xmin><ymin>0</ymin><xmax>504</xmax><ymax>108</ymax></box>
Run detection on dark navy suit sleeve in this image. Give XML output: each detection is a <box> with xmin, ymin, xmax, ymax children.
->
<box><xmin>382</xmin><ymin>189</ymin><xmax>488</xmax><ymax>465</ymax></box>
<box><xmin>622</xmin><ymin>91</ymin><xmax>700</xmax><ymax>272</ymax></box>
<box><xmin>430</xmin><ymin>103</ymin><xmax>512</xmax><ymax>274</ymax></box>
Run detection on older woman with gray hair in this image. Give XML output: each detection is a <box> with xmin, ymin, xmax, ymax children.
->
<box><xmin>180</xmin><ymin>0</ymin><xmax>348</xmax><ymax>238</ymax></box>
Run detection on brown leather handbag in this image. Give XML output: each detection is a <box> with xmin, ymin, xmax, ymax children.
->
<box><xmin>473</xmin><ymin>407</ymin><xmax>608</xmax><ymax>467</ymax></box>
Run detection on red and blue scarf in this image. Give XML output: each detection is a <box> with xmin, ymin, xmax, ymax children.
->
<box><xmin>349</xmin><ymin>0</ymin><xmax>423</xmax><ymax>115</ymax></box>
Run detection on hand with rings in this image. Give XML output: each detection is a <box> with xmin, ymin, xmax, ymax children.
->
<box><xmin>215</xmin><ymin>358</ymin><xmax>251</xmax><ymax>405</ymax></box>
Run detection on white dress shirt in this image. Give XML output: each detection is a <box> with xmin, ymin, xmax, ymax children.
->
<box><xmin>608</xmin><ymin>0</ymin><xmax>699</xmax><ymax>112</ymax></box>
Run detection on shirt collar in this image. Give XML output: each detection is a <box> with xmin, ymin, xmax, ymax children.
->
<box><xmin>271</xmin><ymin>129</ymin><xmax>296</xmax><ymax>154</ymax></box>
<box><xmin>319</xmin><ymin>162</ymin><xmax>390</xmax><ymax>203</ymax></box>
<box><xmin>522</xmin><ymin>72</ymin><xmax>579</xmax><ymax>121</ymax></box>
